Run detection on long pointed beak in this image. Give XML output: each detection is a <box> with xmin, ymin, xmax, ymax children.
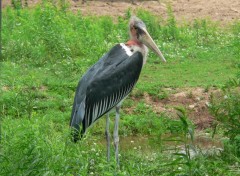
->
<box><xmin>141</xmin><ymin>29</ymin><xmax>166</xmax><ymax>62</ymax></box>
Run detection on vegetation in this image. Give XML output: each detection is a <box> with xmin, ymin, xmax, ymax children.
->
<box><xmin>0</xmin><ymin>2</ymin><xmax>239</xmax><ymax>175</ymax></box>
<box><xmin>210</xmin><ymin>67</ymin><xmax>240</xmax><ymax>158</ymax></box>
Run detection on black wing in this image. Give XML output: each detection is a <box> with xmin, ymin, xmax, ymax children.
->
<box><xmin>70</xmin><ymin>44</ymin><xmax>143</xmax><ymax>138</ymax></box>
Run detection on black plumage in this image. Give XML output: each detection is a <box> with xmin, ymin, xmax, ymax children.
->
<box><xmin>70</xmin><ymin>44</ymin><xmax>143</xmax><ymax>141</ymax></box>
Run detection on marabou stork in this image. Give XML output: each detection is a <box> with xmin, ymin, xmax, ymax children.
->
<box><xmin>70</xmin><ymin>16</ymin><xmax>166</xmax><ymax>165</ymax></box>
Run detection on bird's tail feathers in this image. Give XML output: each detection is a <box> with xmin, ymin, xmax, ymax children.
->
<box><xmin>71</xmin><ymin>125</ymin><xmax>81</xmax><ymax>142</ymax></box>
<box><xmin>70</xmin><ymin>100</ymin><xmax>86</xmax><ymax>142</ymax></box>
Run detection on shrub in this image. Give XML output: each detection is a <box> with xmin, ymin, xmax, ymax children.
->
<box><xmin>210</xmin><ymin>67</ymin><xmax>240</xmax><ymax>157</ymax></box>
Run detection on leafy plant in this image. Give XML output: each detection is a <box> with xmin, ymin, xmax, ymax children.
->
<box><xmin>163</xmin><ymin>5</ymin><xmax>179</xmax><ymax>41</ymax></box>
<box><xmin>162</xmin><ymin>108</ymin><xmax>196</xmax><ymax>175</ymax></box>
<box><xmin>210</xmin><ymin>69</ymin><xmax>240</xmax><ymax>157</ymax></box>
<box><xmin>11</xmin><ymin>0</ymin><xmax>22</xmax><ymax>10</ymax></box>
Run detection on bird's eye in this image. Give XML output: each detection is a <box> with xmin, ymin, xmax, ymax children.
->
<box><xmin>133</xmin><ymin>26</ymin><xmax>138</xmax><ymax>30</ymax></box>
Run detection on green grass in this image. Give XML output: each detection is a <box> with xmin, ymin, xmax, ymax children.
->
<box><xmin>140</xmin><ymin>57</ymin><xmax>238</xmax><ymax>88</ymax></box>
<box><xmin>0</xmin><ymin>2</ymin><xmax>240</xmax><ymax>175</ymax></box>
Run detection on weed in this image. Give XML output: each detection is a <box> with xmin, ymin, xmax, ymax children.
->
<box><xmin>210</xmin><ymin>73</ymin><xmax>240</xmax><ymax>158</ymax></box>
<box><xmin>157</xmin><ymin>90</ymin><xmax>169</xmax><ymax>100</ymax></box>
<box><xmin>163</xmin><ymin>5</ymin><xmax>178</xmax><ymax>41</ymax></box>
<box><xmin>186</xmin><ymin>91</ymin><xmax>193</xmax><ymax>99</ymax></box>
<box><xmin>204</xmin><ymin>85</ymin><xmax>210</xmax><ymax>93</ymax></box>
<box><xmin>11</xmin><ymin>0</ymin><xmax>22</xmax><ymax>10</ymax></box>
<box><xmin>130</xmin><ymin>89</ymin><xmax>144</xmax><ymax>99</ymax></box>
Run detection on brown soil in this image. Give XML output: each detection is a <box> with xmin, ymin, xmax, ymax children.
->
<box><xmin>3</xmin><ymin>0</ymin><xmax>240</xmax><ymax>23</ymax></box>
<box><xmin>70</xmin><ymin>0</ymin><xmax>240</xmax><ymax>23</ymax></box>
<box><xmin>128</xmin><ymin>87</ymin><xmax>220</xmax><ymax>129</ymax></box>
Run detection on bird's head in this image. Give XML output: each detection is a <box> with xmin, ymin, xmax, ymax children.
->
<box><xmin>129</xmin><ymin>16</ymin><xmax>166</xmax><ymax>62</ymax></box>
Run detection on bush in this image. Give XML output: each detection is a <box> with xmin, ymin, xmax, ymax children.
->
<box><xmin>210</xmin><ymin>67</ymin><xmax>240</xmax><ymax>157</ymax></box>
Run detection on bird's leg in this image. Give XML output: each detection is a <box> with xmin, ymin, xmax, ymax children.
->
<box><xmin>105</xmin><ymin>112</ymin><xmax>110</xmax><ymax>162</ymax></box>
<box><xmin>114</xmin><ymin>106</ymin><xmax>120</xmax><ymax>166</ymax></box>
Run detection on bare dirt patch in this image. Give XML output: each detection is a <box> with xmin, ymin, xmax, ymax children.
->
<box><xmin>131</xmin><ymin>87</ymin><xmax>220</xmax><ymax>129</ymax></box>
<box><xmin>3</xmin><ymin>0</ymin><xmax>240</xmax><ymax>23</ymax></box>
<box><xmin>71</xmin><ymin>0</ymin><xmax>240</xmax><ymax>23</ymax></box>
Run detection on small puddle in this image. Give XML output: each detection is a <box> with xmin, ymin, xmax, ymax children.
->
<box><xmin>193</xmin><ymin>134</ymin><xmax>223</xmax><ymax>148</ymax></box>
<box><xmin>98</xmin><ymin>133</ymin><xmax>223</xmax><ymax>157</ymax></box>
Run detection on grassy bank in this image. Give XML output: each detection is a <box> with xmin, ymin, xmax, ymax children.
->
<box><xmin>0</xmin><ymin>2</ymin><xmax>240</xmax><ymax>175</ymax></box>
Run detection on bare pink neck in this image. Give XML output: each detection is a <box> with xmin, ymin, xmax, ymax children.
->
<box><xmin>125</xmin><ymin>40</ymin><xmax>143</xmax><ymax>47</ymax></box>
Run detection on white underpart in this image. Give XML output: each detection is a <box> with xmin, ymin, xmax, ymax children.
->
<box><xmin>93</xmin><ymin>103</ymin><xmax>97</xmax><ymax>122</ymax></box>
<box><xmin>98</xmin><ymin>100</ymin><xmax>103</xmax><ymax>117</ymax></box>
<box><xmin>120</xmin><ymin>43</ymin><xmax>149</xmax><ymax>65</ymax></box>
<box><xmin>103</xmin><ymin>97</ymin><xmax>107</xmax><ymax>113</ymax></box>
